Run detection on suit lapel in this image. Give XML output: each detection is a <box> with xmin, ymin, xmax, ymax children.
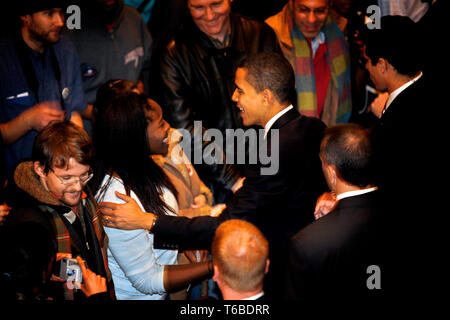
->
<box><xmin>268</xmin><ymin>108</ymin><xmax>301</xmax><ymax>133</ymax></box>
<box><xmin>382</xmin><ymin>76</ymin><xmax>424</xmax><ymax>120</ymax></box>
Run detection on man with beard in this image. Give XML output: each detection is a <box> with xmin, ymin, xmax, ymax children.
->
<box><xmin>3</xmin><ymin>121</ymin><xmax>114</xmax><ymax>300</ymax></box>
<box><xmin>0</xmin><ymin>1</ymin><xmax>87</xmax><ymax>179</ymax></box>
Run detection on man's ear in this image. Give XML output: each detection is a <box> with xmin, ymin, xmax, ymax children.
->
<box><xmin>262</xmin><ymin>89</ymin><xmax>274</xmax><ymax>105</ymax></box>
<box><xmin>327</xmin><ymin>164</ymin><xmax>338</xmax><ymax>189</ymax></box>
<box><xmin>33</xmin><ymin>161</ymin><xmax>46</xmax><ymax>179</ymax></box>
<box><xmin>264</xmin><ymin>259</ymin><xmax>270</xmax><ymax>275</ymax></box>
<box><xmin>20</xmin><ymin>15</ymin><xmax>30</xmax><ymax>25</ymax></box>
<box><xmin>212</xmin><ymin>264</ymin><xmax>220</xmax><ymax>283</ymax></box>
<box><xmin>377</xmin><ymin>58</ymin><xmax>388</xmax><ymax>74</ymax></box>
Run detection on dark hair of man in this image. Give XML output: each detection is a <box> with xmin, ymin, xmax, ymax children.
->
<box><xmin>361</xmin><ymin>15</ymin><xmax>422</xmax><ymax>77</ymax></box>
<box><xmin>239</xmin><ymin>51</ymin><xmax>295</xmax><ymax>104</ymax></box>
<box><xmin>32</xmin><ymin>121</ymin><xmax>93</xmax><ymax>174</ymax></box>
<box><xmin>321</xmin><ymin>123</ymin><xmax>374</xmax><ymax>188</ymax></box>
<box><xmin>90</xmin><ymin>92</ymin><xmax>178</xmax><ymax>216</ymax></box>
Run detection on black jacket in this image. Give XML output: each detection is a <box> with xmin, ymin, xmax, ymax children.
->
<box><xmin>370</xmin><ymin>77</ymin><xmax>429</xmax><ymax>198</ymax></box>
<box><xmin>153</xmin><ymin>109</ymin><xmax>327</xmax><ymax>297</ymax></box>
<box><xmin>285</xmin><ymin>191</ymin><xmax>384</xmax><ymax>300</ymax></box>
<box><xmin>2</xmin><ymin>162</ymin><xmax>112</xmax><ymax>300</ymax></box>
<box><xmin>149</xmin><ymin>12</ymin><xmax>281</xmax><ymax>200</ymax></box>
<box><xmin>369</xmin><ymin>75</ymin><xmax>442</xmax><ymax>298</ymax></box>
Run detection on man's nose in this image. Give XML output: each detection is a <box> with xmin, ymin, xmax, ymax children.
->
<box><xmin>54</xmin><ymin>13</ymin><xmax>65</xmax><ymax>27</ymax></box>
<box><xmin>204</xmin><ymin>7</ymin><xmax>216</xmax><ymax>21</ymax></box>
<box><xmin>232</xmin><ymin>89</ymin><xmax>238</xmax><ymax>102</ymax></box>
<box><xmin>307</xmin><ymin>11</ymin><xmax>317</xmax><ymax>24</ymax></box>
<box><xmin>71</xmin><ymin>179</ymin><xmax>84</xmax><ymax>191</ymax></box>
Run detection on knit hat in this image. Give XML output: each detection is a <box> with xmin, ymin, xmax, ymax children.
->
<box><xmin>17</xmin><ymin>0</ymin><xmax>71</xmax><ymax>16</ymax></box>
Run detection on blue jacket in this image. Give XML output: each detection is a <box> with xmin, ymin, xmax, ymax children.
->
<box><xmin>0</xmin><ymin>34</ymin><xmax>87</xmax><ymax>176</ymax></box>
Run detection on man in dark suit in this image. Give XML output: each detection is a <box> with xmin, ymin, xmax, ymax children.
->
<box><xmin>361</xmin><ymin>16</ymin><xmax>427</xmax><ymax>197</ymax></box>
<box><xmin>99</xmin><ymin>52</ymin><xmax>327</xmax><ymax>297</ymax></box>
<box><xmin>285</xmin><ymin>123</ymin><xmax>383</xmax><ymax>300</ymax></box>
<box><xmin>361</xmin><ymin>15</ymin><xmax>441</xmax><ymax>300</ymax></box>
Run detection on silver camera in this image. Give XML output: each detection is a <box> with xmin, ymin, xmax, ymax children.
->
<box><xmin>59</xmin><ymin>257</ymin><xmax>83</xmax><ymax>283</ymax></box>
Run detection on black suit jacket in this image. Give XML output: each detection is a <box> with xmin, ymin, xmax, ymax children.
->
<box><xmin>154</xmin><ymin>108</ymin><xmax>327</xmax><ymax>296</ymax></box>
<box><xmin>370</xmin><ymin>76</ymin><xmax>439</xmax><ymax>202</ymax></box>
<box><xmin>370</xmin><ymin>75</ymin><xmax>441</xmax><ymax>297</ymax></box>
<box><xmin>285</xmin><ymin>191</ymin><xmax>384</xmax><ymax>300</ymax></box>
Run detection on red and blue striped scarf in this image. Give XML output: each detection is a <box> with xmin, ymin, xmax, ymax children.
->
<box><xmin>289</xmin><ymin>15</ymin><xmax>352</xmax><ymax>123</ymax></box>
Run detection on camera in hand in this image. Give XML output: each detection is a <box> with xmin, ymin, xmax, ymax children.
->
<box><xmin>59</xmin><ymin>257</ymin><xmax>83</xmax><ymax>283</ymax></box>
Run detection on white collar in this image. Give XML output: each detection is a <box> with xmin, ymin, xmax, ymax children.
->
<box><xmin>384</xmin><ymin>72</ymin><xmax>423</xmax><ymax>112</ymax></box>
<box><xmin>264</xmin><ymin>105</ymin><xmax>293</xmax><ymax>139</ymax></box>
<box><xmin>241</xmin><ymin>291</ymin><xmax>264</xmax><ymax>300</ymax></box>
<box><xmin>336</xmin><ymin>187</ymin><xmax>378</xmax><ymax>201</ymax></box>
<box><xmin>311</xmin><ymin>31</ymin><xmax>325</xmax><ymax>57</ymax></box>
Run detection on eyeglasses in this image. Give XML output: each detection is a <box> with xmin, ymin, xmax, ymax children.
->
<box><xmin>52</xmin><ymin>169</ymin><xmax>93</xmax><ymax>186</ymax></box>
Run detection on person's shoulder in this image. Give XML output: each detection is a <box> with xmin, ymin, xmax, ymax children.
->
<box><xmin>282</xmin><ymin>112</ymin><xmax>326</xmax><ymax>137</ymax></box>
<box><xmin>299</xmin><ymin>114</ymin><xmax>327</xmax><ymax>127</ymax></box>
<box><xmin>300</xmin><ymin>115</ymin><xmax>327</xmax><ymax>136</ymax></box>
<box><xmin>123</xmin><ymin>4</ymin><xmax>142</xmax><ymax>19</ymax></box>
<box><xmin>52</xmin><ymin>34</ymin><xmax>78</xmax><ymax>55</ymax></box>
<box><xmin>233</xmin><ymin>12</ymin><xmax>274</xmax><ymax>33</ymax></box>
<box><xmin>6</xmin><ymin>203</ymin><xmax>51</xmax><ymax>232</ymax></box>
<box><xmin>95</xmin><ymin>175</ymin><xmax>125</xmax><ymax>201</ymax></box>
<box><xmin>265</xmin><ymin>3</ymin><xmax>286</xmax><ymax>21</ymax></box>
<box><xmin>0</xmin><ymin>35</ymin><xmax>12</xmax><ymax>48</ymax></box>
<box><xmin>290</xmin><ymin>211</ymin><xmax>341</xmax><ymax>259</ymax></box>
<box><xmin>122</xmin><ymin>4</ymin><xmax>149</xmax><ymax>28</ymax></box>
<box><xmin>162</xmin><ymin>29</ymin><xmax>196</xmax><ymax>60</ymax></box>
<box><xmin>265</xmin><ymin>3</ymin><xmax>288</xmax><ymax>30</ymax></box>
<box><xmin>234</xmin><ymin>12</ymin><xmax>263</xmax><ymax>25</ymax></box>
<box><xmin>0</xmin><ymin>35</ymin><xmax>16</xmax><ymax>58</ymax></box>
<box><xmin>271</xmin><ymin>111</ymin><xmax>323</xmax><ymax>152</ymax></box>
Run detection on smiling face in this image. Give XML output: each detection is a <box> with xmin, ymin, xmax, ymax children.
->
<box><xmin>145</xmin><ymin>99</ymin><xmax>170</xmax><ymax>156</ymax></box>
<box><xmin>35</xmin><ymin>158</ymin><xmax>91</xmax><ymax>208</ymax></box>
<box><xmin>188</xmin><ymin>0</ymin><xmax>232</xmax><ymax>41</ymax></box>
<box><xmin>232</xmin><ymin>68</ymin><xmax>266</xmax><ymax>127</ymax></box>
<box><xmin>292</xmin><ymin>0</ymin><xmax>330</xmax><ymax>39</ymax></box>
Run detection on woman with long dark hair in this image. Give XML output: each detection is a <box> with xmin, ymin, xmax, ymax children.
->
<box><xmin>90</xmin><ymin>87</ymin><xmax>211</xmax><ymax>300</ymax></box>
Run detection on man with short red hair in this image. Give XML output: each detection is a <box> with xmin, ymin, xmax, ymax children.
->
<box><xmin>211</xmin><ymin>219</ymin><xmax>269</xmax><ymax>300</ymax></box>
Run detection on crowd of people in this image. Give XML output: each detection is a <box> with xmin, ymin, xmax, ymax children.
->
<box><xmin>0</xmin><ymin>0</ymin><xmax>445</xmax><ymax>303</ymax></box>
